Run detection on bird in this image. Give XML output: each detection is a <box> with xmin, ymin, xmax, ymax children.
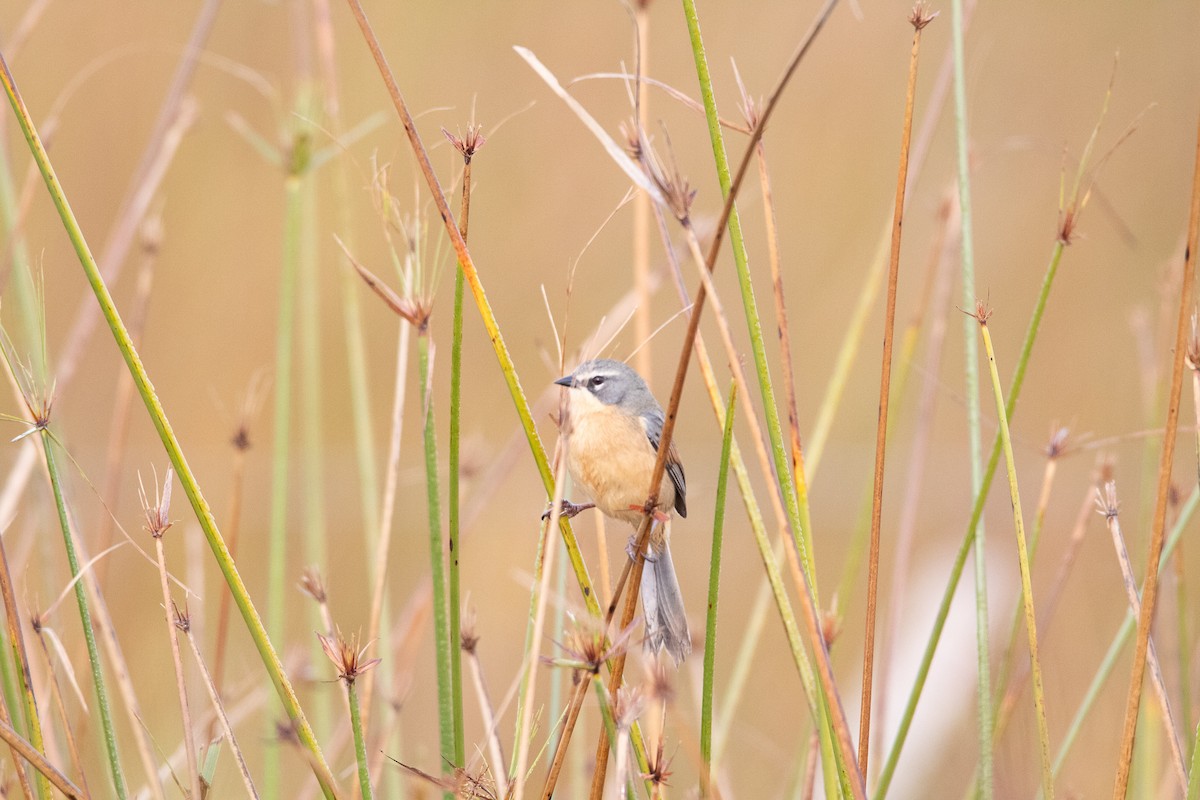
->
<box><xmin>550</xmin><ymin>358</ymin><xmax>691</xmax><ymax>663</ymax></box>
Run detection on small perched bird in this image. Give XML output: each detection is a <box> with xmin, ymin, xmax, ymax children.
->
<box><xmin>552</xmin><ymin>358</ymin><xmax>691</xmax><ymax>663</ymax></box>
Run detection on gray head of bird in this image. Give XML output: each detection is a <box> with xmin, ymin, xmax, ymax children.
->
<box><xmin>554</xmin><ymin>359</ymin><xmax>656</xmax><ymax>413</ymax></box>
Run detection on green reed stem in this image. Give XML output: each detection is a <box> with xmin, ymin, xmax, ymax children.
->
<box><xmin>418</xmin><ymin>332</ymin><xmax>455</xmax><ymax>793</ymax></box>
<box><xmin>949</xmin><ymin>1</ymin><xmax>992</xmax><ymax>794</ymax></box>
<box><xmin>977</xmin><ymin>315</ymin><xmax>1054</xmax><ymax>799</ymax></box>
<box><xmin>41</xmin><ymin>433</ymin><xmax>126</xmax><ymax>799</ymax></box>
<box><xmin>0</xmin><ymin>50</ymin><xmax>339</xmax><ymax>799</ymax></box>
<box><xmin>701</xmin><ymin>384</ymin><xmax>737</xmax><ymax>795</ymax></box>
<box><xmin>349</xmin><ymin>680</ymin><xmax>374</xmax><ymax>800</ymax></box>
<box><xmin>264</xmin><ymin>155</ymin><xmax>304</xmax><ymax>796</ymax></box>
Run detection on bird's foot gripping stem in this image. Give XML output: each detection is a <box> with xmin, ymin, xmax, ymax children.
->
<box><xmin>541</xmin><ymin>500</ymin><xmax>595</xmax><ymax>521</ymax></box>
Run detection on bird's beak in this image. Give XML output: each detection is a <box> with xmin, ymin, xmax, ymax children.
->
<box><xmin>554</xmin><ymin>375</ymin><xmax>573</xmax><ymax>388</ymax></box>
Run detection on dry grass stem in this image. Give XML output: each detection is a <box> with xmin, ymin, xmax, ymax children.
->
<box><xmin>142</xmin><ymin>468</ymin><xmax>201</xmax><ymax>800</ymax></box>
<box><xmin>1113</xmin><ymin>109</ymin><xmax>1200</xmax><ymax>799</ymax></box>
<box><xmin>859</xmin><ymin>7</ymin><xmax>933</xmax><ymax>774</ymax></box>
<box><xmin>1095</xmin><ymin>481</ymin><xmax>1187</xmax><ymax>792</ymax></box>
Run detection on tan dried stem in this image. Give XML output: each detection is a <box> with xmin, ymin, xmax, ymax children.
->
<box><xmin>142</xmin><ymin>467</ymin><xmax>201</xmax><ymax>800</ymax></box>
<box><xmin>1096</xmin><ymin>481</ymin><xmax>1187</xmax><ymax>793</ymax></box>
<box><xmin>859</xmin><ymin>9</ymin><xmax>931</xmax><ymax>775</ymax></box>
<box><xmin>1112</xmin><ymin>108</ymin><xmax>1200</xmax><ymax>799</ymax></box>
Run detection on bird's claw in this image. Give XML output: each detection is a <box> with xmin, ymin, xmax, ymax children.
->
<box><xmin>541</xmin><ymin>500</ymin><xmax>595</xmax><ymax>521</ymax></box>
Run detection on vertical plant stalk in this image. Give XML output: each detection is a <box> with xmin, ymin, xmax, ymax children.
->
<box><xmin>32</xmin><ymin>627</ymin><xmax>90</xmax><ymax>798</ymax></box>
<box><xmin>0</xmin><ymin>503</ymin><xmax>48</xmax><ymax>799</ymax></box>
<box><xmin>212</xmin><ymin>404</ymin><xmax>254</xmax><ymax>729</ymax></box>
<box><xmin>0</xmin><ymin>51</ymin><xmax>339</xmax><ymax>800</ymax></box>
<box><xmin>674</xmin><ymin>2</ymin><xmax>861</xmax><ymax>794</ymax></box>
<box><xmin>701</xmin><ymin>384</ymin><xmax>737</xmax><ymax>796</ymax></box>
<box><xmin>146</xmin><ymin>474</ymin><xmax>202</xmax><ymax>800</ymax></box>
<box><xmin>974</xmin><ymin>306</ymin><xmax>1054</xmax><ymax>799</ymax></box>
<box><xmin>461</xmin><ymin>616</ymin><xmax>507</xmax><ymax>799</ymax></box>
<box><xmin>1096</xmin><ymin>482</ymin><xmax>1187</xmax><ymax>792</ymax></box>
<box><xmin>310</xmin><ymin>0</ymin><xmax>383</xmax><ymax>554</ymax></box>
<box><xmin>40</xmin><ymin>434</ymin><xmax>127</xmax><ymax>799</ymax></box>
<box><xmin>632</xmin><ymin>0</ymin><xmax>653</xmax><ymax>380</ymax></box>
<box><xmin>1113</xmin><ymin>109</ymin><xmax>1200</xmax><ymax>799</ymax></box>
<box><xmin>264</xmin><ymin>142</ymin><xmax>307</xmax><ymax>797</ymax></box>
<box><xmin>447</xmin><ymin>129</ymin><xmax>484</xmax><ymax>772</ymax></box>
<box><xmin>417</xmin><ymin>330</ymin><xmax>455</xmax><ymax>790</ymax></box>
<box><xmin>948</xmin><ymin>0</ymin><xmax>992</xmax><ymax>793</ymax></box>
<box><xmin>682</xmin><ymin>0</ymin><xmax>834</xmax><ymax>597</ymax></box>
<box><xmin>320</xmin><ymin>633</ymin><xmax>380</xmax><ymax>800</ymax></box>
<box><xmin>347</xmin><ymin>679</ymin><xmax>373</xmax><ymax>800</ymax></box>
<box><xmin>858</xmin><ymin>7</ymin><xmax>931</xmax><ymax>776</ymax></box>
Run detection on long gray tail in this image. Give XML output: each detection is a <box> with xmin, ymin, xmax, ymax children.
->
<box><xmin>640</xmin><ymin>537</ymin><xmax>691</xmax><ymax>664</ymax></box>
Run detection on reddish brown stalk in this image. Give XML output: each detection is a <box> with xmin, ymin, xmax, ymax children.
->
<box><xmin>1112</xmin><ymin>109</ymin><xmax>1200</xmax><ymax>799</ymax></box>
<box><xmin>0</xmin><ymin>506</ymin><xmax>45</xmax><ymax>799</ymax></box>
<box><xmin>96</xmin><ymin>216</ymin><xmax>160</xmax><ymax>588</ymax></box>
<box><xmin>859</xmin><ymin>5</ymin><xmax>934</xmax><ymax>776</ymax></box>
<box><xmin>211</xmin><ymin>378</ymin><xmax>260</xmax><ymax>725</ymax></box>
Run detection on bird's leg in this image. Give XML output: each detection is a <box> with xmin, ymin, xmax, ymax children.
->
<box><xmin>627</xmin><ymin>504</ymin><xmax>670</xmax><ymax>523</ymax></box>
<box><xmin>541</xmin><ymin>499</ymin><xmax>595</xmax><ymax>521</ymax></box>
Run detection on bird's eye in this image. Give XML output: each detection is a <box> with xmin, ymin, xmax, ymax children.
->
<box><xmin>589</xmin><ymin>375</ymin><xmax>605</xmax><ymax>389</ymax></box>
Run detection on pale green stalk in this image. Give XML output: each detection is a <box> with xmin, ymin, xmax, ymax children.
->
<box><xmin>876</xmin><ymin>235</ymin><xmax>1069</xmax><ymax>799</ymax></box>
<box><xmin>0</xmin><ymin>51</ymin><xmax>338</xmax><ymax>799</ymax></box>
<box><xmin>949</xmin><ymin>1</ymin><xmax>992</xmax><ymax>795</ymax></box>
<box><xmin>701</xmin><ymin>384</ymin><xmax>737</xmax><ymax>795</ymax></box>
<box><xmin>348</xmin><ymin>681</ymin><xmax>373</xmax><ymax>800</ymax></box>
<box><xmin>264</xmin><ymin>147</ymin><xmax>306</xmax><ymax>797</ymax></box>
<box><xmin>679</xmin><ymin>2</ymin><xmax>860</xmax><ymax>794</ymax></box>
<box><xmin>977</xmin><ymin>316</ymin><xmax>1053</xmax><ymax>799</ymax></box>
<box><xmin>41</xmin><ymin>434</ymin><xmax>126</xmax><ymax>799</ymax></box>
<box><xmin>418</xmin><ymin>332</ymin><xmax>455</xmax><ymax>795</ymax></box>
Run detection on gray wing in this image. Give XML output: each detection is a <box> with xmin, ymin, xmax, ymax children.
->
<box><xmin>642</xmin><ymin>407</ymin><xmax>687</xmax><ymax>518</ymax></box>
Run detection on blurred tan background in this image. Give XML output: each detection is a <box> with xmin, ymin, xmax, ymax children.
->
<box><xmin>1</xmin><ymin>0</ymin><xmax>1199</xmax><ymax>797</ymax></box>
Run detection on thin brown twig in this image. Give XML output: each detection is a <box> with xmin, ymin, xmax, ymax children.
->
<box><xmin>1096</xmin><ymin>481</ymin><xmax>1187</xmax><ymax>793</ymax></box>
<box><xmin>96</xmin><ymin>215</ymin><xmax>160</xmax><ymax>588</ymax></box>
<box><xmin>180</xmin><ymin>612</ymin><xmax>259</xmax><ymax>799</ymax></box>
<box><xmin>1112</xmin><ymin>107</ymin><xmax>1200</xmax><ymax>799</ymax></box>
<box><xmin>143</xmin><ymin>469</ymin><xmax>201</xmax><ymax>800</ymax></box>
<box><xmin>859</xmin><ymin>5</ymin><xmax>934</xmax><ymax>776</ymax></box>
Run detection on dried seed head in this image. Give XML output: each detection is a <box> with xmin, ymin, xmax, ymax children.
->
<box><xmin>172</xmin><ymin>601</ymin><xmax>191</xmax><ymax>633</ymax></box>
<box><xmin>1095</xmin><ymin>480</ymin><xmax>1120</xmax><ymax>521</ymax></box>
<box><xmin>821</xmin><ymin>606</ymin><xmax>842</xmax><ymax>648</ymax></box>
<box><xmin>460</xmin><ymin>604</ymin><xmax>480</xmax><ymax>655</ymax></box>
<box><xmin>138</xmin><ymin>468</ymin><xmax>175</xmax><ymax>539</ymax></box>
<box><xmin>550</xmin><ymin>615</ymin><xmax>636</xmax><ymax>674</ymax></box>
<box><xmin>619</xmin><ymin>119</ymin><xmax>643</xmax><ymax>161</ymax></box>
<box><xmin>973</xmin><ymin>299</ymin><xmax>993</xmax><ymax>325</ymax></box>
<box><xmin>1045</xmin><ymin>426</ymin><xmax>1070</xmax><ymax>460</ymax></box>
<box><xmin>317</xmin><ymin>628</ymin><xmax>380</xmax><ymax>686</ymax></box>
<box><xmin>442</xmin><ymin>123</ymin><xmax>487</xmax><ymax>164</ymax></box>
<box><xmin>140</xmin><ymin>212</ymin><xmax>164</xmax><ymax>255</ymax></box>
<box><xmin>298</xmin><ymin>567</ymin><xmax>327</xmax><ymax>604</ymax></box>
<box><xmin>909</xmin><ymin>2</ymin><xmax>937</xmax><ymax>30</ymax></box>
<box><xmin>644</xmin><ymin>658</ymin><xmax>675</xmax><ymax>707</ymax></box>
<box><xmin>642</xmin><ymin>740</ymin><xmax>674</xmax><ymax>788</ymax></box>
<box><xmin>1187</xmin><ymin>312</ymin><xmax>1200</xmax><ymax>370</ymax></box>
<box><xmin>1096</xmin><ymin>454</ymin><xmax>1116</xmax><ymax>485</ymax></box>
<box><xmin>613</xmin><ymin>686</ymin><xmax>645</xmax><ymax>731</ymax></box>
